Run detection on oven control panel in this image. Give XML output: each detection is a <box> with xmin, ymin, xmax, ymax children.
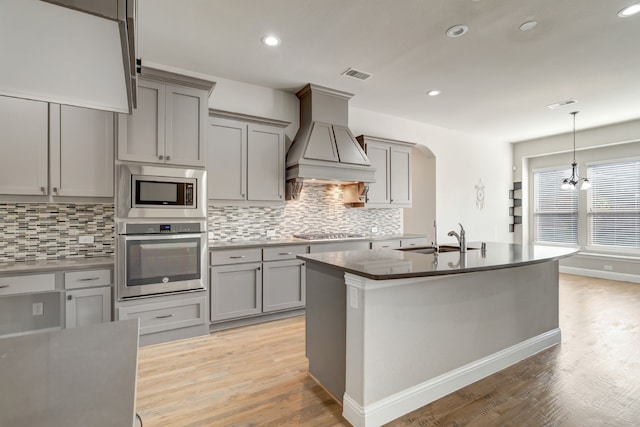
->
<box><xmin>120</xmin><ymin>222</ymin><xmax>204</xmax><ymax>235</ymax></box>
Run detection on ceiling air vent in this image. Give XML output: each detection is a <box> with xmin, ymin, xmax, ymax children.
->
<box><xmin>341</xmin><ymin>68</ymin><xmax>373</xmax><ymax>81</ymax></box>
<box><xmin>547</xmin><ymin>99</ymin><xmax>578</xmax><ymax>110</ymax></box>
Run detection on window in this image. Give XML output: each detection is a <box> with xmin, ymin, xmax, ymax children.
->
<box><xmin>533</xmin><ymin>167</ymin><xmax>578</xmax><ymax>244</ymax></box>
<box><xmin>587</xmin><ymin>159</ymin><xmax>640</xmax><ymax>248</ymax></box>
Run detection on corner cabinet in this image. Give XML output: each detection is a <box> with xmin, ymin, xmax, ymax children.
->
<box><xmin>207</xmin><ymin>111</ymin><xmax>290</xmax><ymax>205</ymax></box>
<box><xmin>345</xmin><ymin>135</ymin><xmax>415</xmax><ymax>208</ymax></box>
<box><xmin>0</xmin><ymin>96</ymin><xmax>113</xmax><ymax>197</ymax></box>
<box><xmin>117</xmin><ymin>66</ymin><xmax>215</xmax><ymax>167</ymax></box>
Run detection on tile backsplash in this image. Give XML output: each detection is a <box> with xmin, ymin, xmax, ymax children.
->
<box><xmin>0</xmin><ymin>203</ymin><xmax>114</xmax><ymax>262</ymax></box>
<box><xmin>208</xmin><ymin>184</ymin><xmax>402</xmax><ymax>241</ymax></box>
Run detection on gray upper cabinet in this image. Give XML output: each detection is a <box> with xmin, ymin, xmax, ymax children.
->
<box><xmin>345</xmin><ymin>135</ymin><xmax>415</xmax><ymax>208</ymax></box>
<box><xmin>118</xmin><ymin>79</ymin><xmax>208</xmax><ymax>167</ymax></box>
<box><xmin>0</xmin><ymin>96</ymin><xmax>48</xmax><ymax>195</ymax></box>
<box><xmin>207</xmin><ymin>112</ymin><xmax>289</xmax><ymax>205</ymax></box>
<box><xmin>0</xmin><ymin>96</ymin><xmax>114</xmax><ymax>198</ymax></box>
<box><xmin>50</xmin><ymin>105</ymin><xmax>114</xmax><ymax>197</ymax></box>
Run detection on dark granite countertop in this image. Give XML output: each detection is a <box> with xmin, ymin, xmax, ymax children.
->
<box><xmin>297</xmin><ymin>242</ymin><xmax>578</xmax><ymax>280</ymax></box>
<box><xmin>0</xmin><ymin>256</ymin><xmax>114</xmax><ymax>275</ymax></box>
<box><xmin>208</xmin><ymin>234</ymin><xmax>427</xmax><ymax>249</ymax></box>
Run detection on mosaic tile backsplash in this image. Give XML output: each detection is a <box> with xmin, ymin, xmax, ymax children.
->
<box><xmin>208</xmin><ymin>184</ymin><xmax>402</xmax><ymax>241</ymax></box>
<box><xmin>0</xmin><ymin>203</ymin><xmax>114</xmax><ymax>262</ymax></box>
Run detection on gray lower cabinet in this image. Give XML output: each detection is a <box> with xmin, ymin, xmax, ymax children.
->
<box><xmin>210</xmin><ymin>262</ymin><xmax>262</xmax><ymax>321</ymax></box>
<box><xmin>262</xmin><ymin>259</ymin><xmax>306</xmax><ymax>312</ymax></box>
<box><xmin>116</xmin><ymin>293</ymin><xmax>208</xmax><ymax>346</ymax></box>
<box><xmin>64</xmin><ymin>268</ymin><xmax>112</xmax><ymax>329</ymax></box>
<box><xmin>65</xmin><ymin>287</ymin><xmax>111</xmax><ymax>328</ymax></box>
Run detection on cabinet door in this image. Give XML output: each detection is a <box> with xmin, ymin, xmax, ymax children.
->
<box><xmin>165</xmin><ymin>85</ymin><xmax>207</xmax><ymax>167</ymax></box>
<box><xmin>365</xmin><ymin>141</ymin><xmax>391</xmax><ymax>205</ymax></box>
<box><xmin>117</xmin><ymin>80</ymin><xmax>165</xmax><ymax>164</ymax></box>
<box><xmin>210</xmin><ymin>263</ymin><xmax>262</xmax><ymax>321</ymax></box>
<box><xmin>207</xmin><ymin>117</ymin><xmax>247</xmax><ymax>201</ymax></box>
<box><xmin>263</xmin><ymin>259</ymin><xmax>305</xmax><ymax>312</ymax></box>
<box><xmin>247</xmin><ymin>123</ymin><xmax>284</xmax><ymax>202</ymax></box>
<box><xmin>0</xmin><ymin>96</ymin><xmax>48</xmax><ymax>195</ymax></box>
<box><xmin>50</xmin><ymin>105</ymin><xmax>114</xmax><ymax>197</ymax></box>
<box><xmin>65</xmin><ymin>287</ymin><xmax>111</xmax><ymax>329</ymax></box>
<box><xmin>390</xmin><ymin>145</ymin><xmax>412</xmax><ymax>206</ymax></box>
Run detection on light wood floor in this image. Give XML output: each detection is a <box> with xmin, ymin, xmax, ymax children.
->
<box><xmin>136</xmin><ymin>274</ymin><xmax>640</xmax><ymax>426</ymax></box>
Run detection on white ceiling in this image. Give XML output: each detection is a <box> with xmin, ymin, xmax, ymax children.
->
<box><xmin>138</xmin><ymin>0</ymin><xmax>640</xmax><ymax>143</ymax></box>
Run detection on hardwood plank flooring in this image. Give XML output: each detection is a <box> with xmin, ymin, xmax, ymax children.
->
<box><xmin>136</xmin><ymin>274</ymin><xmax>640</xmax><ymax>426</ymax></box>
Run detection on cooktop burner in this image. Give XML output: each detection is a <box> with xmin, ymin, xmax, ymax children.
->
<box><xmin>293</xmin><ymin>233</ymin><xmax>366</xmax><ymax>241</ymax></box>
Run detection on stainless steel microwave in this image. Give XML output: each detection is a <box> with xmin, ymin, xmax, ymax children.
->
<box><xmin>117</xmin><ymin>164</ymin><xmax>206</xmax><ymax>219</ymax></box>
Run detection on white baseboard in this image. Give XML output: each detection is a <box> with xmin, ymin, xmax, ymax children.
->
<box><xmin>342</xmin><ymin>328</ymin><xmax>561</xmax><ymax>427</ymax></box>
<box><xmin>560</xmin><ymin>266</ymin><xmax>640</xmax><ymax>283</ymax></box>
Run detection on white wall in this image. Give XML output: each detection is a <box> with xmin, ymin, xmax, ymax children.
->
<box><xmin>350</xmin><ymin>108</ymin><xmax>514</xmax><ymax>244</ymax></box>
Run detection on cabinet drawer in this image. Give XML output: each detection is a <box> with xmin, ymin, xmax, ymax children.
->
<box><xmin>371</xmin><ymin>239</ymin><xmax>402</xmax><ymax>249</ymax></box>
<box><xmin>118</xmin><ymin>296</ymin><xmax>206</xmax><ymax>335</ymax></box>
<box><xmin>0</xmin><ymin>273</ymin><xmax>55</xmax><ymax>296</ymax></box>
<box><xmin>64</xmin><ymin>269</ymin><xmax>111</xmax><ymax>290</ymax></box>
<box><xmin>263</xmin><ymin>245</ymin><xmax>308</xmax><ymax>261</ymax></box>
<box><xmin>309</xmin><ymin>241</ymin><xmax>370</xmax><ymax>253</ymax></box>
<box><xmin>210</xmin><ymin>248</ymin><xmax>262</xmax><ymax>265</ymax></box>
<box><xmin>401</xmin><ymin>237</ymin><xmax>428</xmax><ymax>247</ymax></box>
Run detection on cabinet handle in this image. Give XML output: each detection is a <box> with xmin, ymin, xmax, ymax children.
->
<box><xmin>155</xmin><ymin>313</ymin><xmax>175</xmax><ymax>319</ymax></box>
<box><xmin>0</xmin><ymin>284</ymin><xmax>11</xmax><ymax>289</ymax></box>
<box><xmin>241</xmin><ymin>194</ymin><xmax>245</xmax><ymax>198</ymax></box>
<box><xmin>257</xmin><ymin>267</ymin><xmax>261</xmax><ymax>271</ymax></box>
<box><xmin>390</xmin><ymin>199</ymin><xmax>394</xmax><ymax>203</ymax></box>
<box><xmin>67</xmin><ymin>295</ymin><xmax>73</xmax><ymax>300</ymax></box>
<box><xmin>381</xmin><ymin>245</ymin><xmax>390</xmax><ymax>248</ymax></box>
<box><xmin>279</xmin><ymin>252</ymin><xmax>292</xmax><ymax>256</ymax></box>
<box><xmin>229</xmin><ymin>255</ymin><xmax>245</xmax><ymax>259</ymax></box>
<box><xmin>158</xmin><ymin>155</ymin><xmax>164</xmax><ymax>160</ymax></box>
<box><xmin>78</xmin><ymin>277</ymin><xmax>100</xmax><ymax>281</ymax></box>
<box><xmin>53</xmin><ymin>187</ymin><xmax>59</xmax><ymax>194</ymax></box>
<box><xmin>166</xmin><ymin>155</ymin><xmax>171</xmax><ymax>161</ymax></box>
<box><xmin>40</xmin><ymin>186</ymin><xmax>46</xmax><ymax>194</ymax></box>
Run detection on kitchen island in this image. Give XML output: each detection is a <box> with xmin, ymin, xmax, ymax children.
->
<box><xmin>299</xmin><ymin>242</ymin><xmax>577</xmax><ymax>427</ymax></box>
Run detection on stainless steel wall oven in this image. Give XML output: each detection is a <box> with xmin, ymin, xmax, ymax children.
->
<box><xmin>116</xmin><ymin>221</ymin><xmax>207</xmax><ymax>299</ymax></box>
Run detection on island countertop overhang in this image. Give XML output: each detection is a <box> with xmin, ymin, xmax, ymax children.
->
<box><xmin>297</xmin><ymin>242</ymin><xmax>578</xmax><ymax>280</ymax></box>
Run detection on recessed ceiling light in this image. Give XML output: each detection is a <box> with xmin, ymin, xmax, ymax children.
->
<box><xmin>519</xmin><ymin>20</ymin><xmax>538</xmax><ymax>31</ymax></box>
<box><xmin>618</xmin><ymin>3</ymin><xmax>640</xmax><ymax>17</ymax></box>
<box><xmin>261</xmin><ymin>35</ymin><xmax>281</xmax><ymax>46</ymax></box>
<box><xmin>446</xmin><ymin>25</ymin><xmax>469</xmax><ymax>38</ymax></box>
<box><xmin>427</xmin><ymin>90</ymin><xmax>441</xmax><ymax>96</ymax></box>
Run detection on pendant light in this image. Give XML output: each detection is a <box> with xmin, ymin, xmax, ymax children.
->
<box><xmin>561</xmin><ymin>111</ymin><xmax>591</xmax><ymax>190</ymax></box>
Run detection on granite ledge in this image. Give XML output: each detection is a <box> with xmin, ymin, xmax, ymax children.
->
<box><xmin>0</xmin><ymin>256</ymin><xmax>114</xmax><ymax>275</ymax></box>
<box><xmin>297</xmin><ymin>242</ymin><xmax>578</xmax><ymax>280</ymax></box>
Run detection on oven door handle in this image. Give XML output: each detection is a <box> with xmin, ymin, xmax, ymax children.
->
<box><xmin>121</xmin><ymin>233</ymin><xmax>204</xmax><ymax>241</ymax></box>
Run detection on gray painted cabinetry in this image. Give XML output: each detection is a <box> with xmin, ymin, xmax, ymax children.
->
<box><xmin>0</xmin><ymin>95</ymin><xmax>114</xmax><ymax>198</ymax></box>
<box><xmin>209</xmin><ymin>245</ymin><xmax>306</xmax><ymax>324</ymax></box>
<box><xmin>64</xmin><ymin>269</ymin><xmax>112</xmax><ymax>329</ymax></box>
<box><xmin>207</xmin><ymin>111</ymin><xmax>289</xmax><ymax>205</ymax></box>
<box><xmin>344</xmin><ymin>135</ymin><xmax>415</xmax><ymax>208</ymax></box>
<box><xmin>118</xmin><ymin>79</ymin><xmax>208</xmax><ymax>167</ymax></box>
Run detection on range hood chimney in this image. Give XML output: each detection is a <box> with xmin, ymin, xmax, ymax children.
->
<box><xmin>285</xmin><ymin>84</ymin><xmax>375</xmax><ymax>200</ymax></box>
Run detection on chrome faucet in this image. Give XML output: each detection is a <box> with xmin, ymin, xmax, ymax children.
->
<box><xmin>447</xmin><ymin>223</ymin><xmax>467</xmax><ymax>253</ymax></box>
<box><xmin>433</xmin><ymin>220</ymin><xmax>439</xmax><ymax>253</ymax></box>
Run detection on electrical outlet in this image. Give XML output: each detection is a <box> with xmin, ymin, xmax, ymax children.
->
<box><xmin>208</xmin><ymin>231</ymin><xmax>214</xmax><ymax>240</ymax></box>
<box><xmin>32</xmin><ymin>302</ymin><xmax>44</xmax><ymax>316</ymax></box>
<box><xmin>604</xmin><ymin>265</ymin><xmax>613</xmax><ymax>271</ymax></box>
<box><xmin>79</xmin><ymin>235</ymin><xmax>94</xmax><ymax>244</ymax></box>
<box><xmin>266</xmin><ymin>230</ymin><xmax>276</xmax><ymax>238</ymax></box>
<box><xmin>371</xmin><ymin>227</ymin><xmax>378</xmax><ymax>233</ymax></box>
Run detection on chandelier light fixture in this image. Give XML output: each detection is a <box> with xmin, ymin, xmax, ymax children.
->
<box><xmin>561</xmin><ymin>111</ymin><xmax>591</xmax><ymax>190</ymax></box>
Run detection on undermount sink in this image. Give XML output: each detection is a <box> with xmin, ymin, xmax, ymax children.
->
<box><xmin>398</xmin><ymin>245</ymin><xmax>480</xmax><ymax>254</ymax></box>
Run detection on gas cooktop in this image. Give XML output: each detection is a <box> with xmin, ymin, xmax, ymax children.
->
<box><xmin>293</xmin><ymin>233</ymin><xmax>366</xmax><ymax>241</ymax></box>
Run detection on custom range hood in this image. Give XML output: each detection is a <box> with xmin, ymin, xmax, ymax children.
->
<box><xmin>0</xmin><ymin>0</ymin><xmax>137</xmax><ymax>114</ymax></box>
<box><xmin>286</xmin><ymin>84</ymin><xmax>375</xmax><ymax>199</ymax></box>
